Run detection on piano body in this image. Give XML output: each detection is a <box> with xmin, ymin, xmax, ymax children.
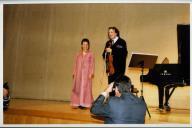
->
<box><xmin>141</xmin><ymin>25</ymin><xmax>190</xmax><ymax>111</ymax></box>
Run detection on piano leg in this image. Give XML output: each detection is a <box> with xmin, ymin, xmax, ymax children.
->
<box><xmin>164</xmin><ymin>85</ymin><xmax>176</xmax><ymax>111</ymax></box>
<box><xmin>158</xmin><ymin>85</ymin><xmax>164</xmax><ymax>109</ymax></box>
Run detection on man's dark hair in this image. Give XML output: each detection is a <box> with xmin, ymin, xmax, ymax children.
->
<box><xmin>115</xmin><ymin>75</ymin><xmax>132</xmax><ymax>93</ymax></box>
<box><xmin>3</xmin><ymin>82</ymin><xmax>9</xmax><ymax>90</ymax></box>
<box><xmin>108</xmin><ymin>27</ymin><xmax>120</xmax><ymax>37</ymax></box>
<box><xmin>81</xmin><ymin>38</ymin><xmax>90</xmax><ymax>50</ymax></box>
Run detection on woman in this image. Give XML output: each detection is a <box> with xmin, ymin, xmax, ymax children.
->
<box><xmin>71</xmin><ymin>38</ymin><xmax>94</xmax><ymax>109</ymax></box>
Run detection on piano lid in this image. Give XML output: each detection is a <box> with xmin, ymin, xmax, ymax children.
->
<box><xmin>151</xmin><ymin>64</ymin><xmax>182</xmax><ymax>76</ymax></box>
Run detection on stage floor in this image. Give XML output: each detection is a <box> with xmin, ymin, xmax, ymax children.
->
<box><xmin>4</xmin><ymin>99</ymin><xmax>190</xmax><ymax>124</ymax></box>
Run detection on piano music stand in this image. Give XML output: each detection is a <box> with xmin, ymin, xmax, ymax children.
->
<box><xmin>129</xmin><ymin>52</ymin><xmax>158</xmax><ymax>118</ymax></box>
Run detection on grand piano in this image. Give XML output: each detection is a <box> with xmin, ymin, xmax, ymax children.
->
<box><xmin>141</xmin><ymin>25</ymin><xmax>190</xmax><ymax>111</ymax></box>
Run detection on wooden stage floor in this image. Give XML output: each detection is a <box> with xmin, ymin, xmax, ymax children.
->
<box><xmin>4</xmin><ymin>99</ymin><xmax>190</xmax><ymax>124</ymax></box>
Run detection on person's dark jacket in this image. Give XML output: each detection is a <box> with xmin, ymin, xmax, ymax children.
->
<box><xmin>90</xmin><ymin>93</ymin><xmax>146</xmax><ymax>124</ymax></box>
<box><xmin>102</xmin><ymin>37</ymin><xmax>128</xmax><ymax>75</ymax></box>
<box><xmin>3</xmin><ymin>96</ymin><xmax>10</xmax><ymax>111</ymax></box>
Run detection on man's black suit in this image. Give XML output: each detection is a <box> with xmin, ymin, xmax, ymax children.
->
<box><xmin>102</xmin><ymin>37</ymin><xmax>128</xmax><ymax>83</ymax></box>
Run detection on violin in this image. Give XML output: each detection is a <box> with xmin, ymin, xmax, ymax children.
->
<box><xmin>106</xmin><ymin>42</ymin><xmax>115</xmax><ymax>75</ymax></box>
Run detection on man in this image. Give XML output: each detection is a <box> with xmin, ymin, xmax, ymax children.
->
<box><xmin>102</xmin><ymin>27</ymin><xmax>128</xmax><ymax>84</ymax></box>
<box><xmin>3</xmin><ymin>82</ymin><xmax>10</xmax><ymax>111</ymax></box>
<box><xmin>90</xmin><ymin>75</ymin><xmax>146</xmax><ymax>124</ymax></box>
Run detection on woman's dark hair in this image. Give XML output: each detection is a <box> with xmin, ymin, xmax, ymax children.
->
<box><xmin>108</xmin><ymin>26</ymin><xmax>120</xmax><ymax>37</ymax></box>
<box><xmin>81</xmin><ymin>38</ymin><xmax>90</xmax><ymax>50</ymax></box>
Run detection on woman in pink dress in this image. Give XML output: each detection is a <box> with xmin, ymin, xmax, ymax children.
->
<box><xmin>71</xmin><ymin>38</ymin><xmax>94</xmax><ymax>109</ymax></box>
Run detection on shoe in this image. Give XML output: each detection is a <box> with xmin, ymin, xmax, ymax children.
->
<box><xmin>164</xmin><ymin>105</ymin><xmax>171</xmax><ymax>111</ymax></box>
<box><xmin>158</xmin><ymin>107</ymin><xmax>164</xmax><ymax>112</ymax></box>
<box><xmin>79</xmin><ymin>106</ymin><xmax>86</xmax><ymax>110</ymax></box>
<box><xmin>157</xmin><ymin>106</ymin><xmax>164</xmax><ymax>112</ymax></box>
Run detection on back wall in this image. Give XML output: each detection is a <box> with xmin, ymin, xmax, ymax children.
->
<box><xmin>3</xmin><ymin>3</ymin><xmax>190</xmax><ymax>109</ymax></box>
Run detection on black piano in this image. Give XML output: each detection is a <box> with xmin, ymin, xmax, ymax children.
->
<box><xmin>141</xmin><ymin>25</ymin><xmax>190</xmax><ymax>111</ymax></box>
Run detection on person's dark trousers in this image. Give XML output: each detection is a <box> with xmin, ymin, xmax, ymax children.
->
<box><xmin>108</xmin><ymin>72</ymin><xmax>124</xmax><ymax>84</ymax></box>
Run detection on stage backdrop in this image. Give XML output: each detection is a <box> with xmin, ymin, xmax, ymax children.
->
<box><xmin>3</xmin><ymin>4</ymin><xmax>190</xmax><ymax>109</ymax></box>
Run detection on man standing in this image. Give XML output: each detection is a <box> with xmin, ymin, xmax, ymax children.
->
<box><xmin>102</xmin><ymin>27</ymin><xmax>128</xmax><ymax>84</ymax></box>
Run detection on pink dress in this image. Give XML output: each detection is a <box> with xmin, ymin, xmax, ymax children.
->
<box><xmin>71</xmin><ymin>51</ymin><xmax>94</xmax><ymax>107</ymax></box>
